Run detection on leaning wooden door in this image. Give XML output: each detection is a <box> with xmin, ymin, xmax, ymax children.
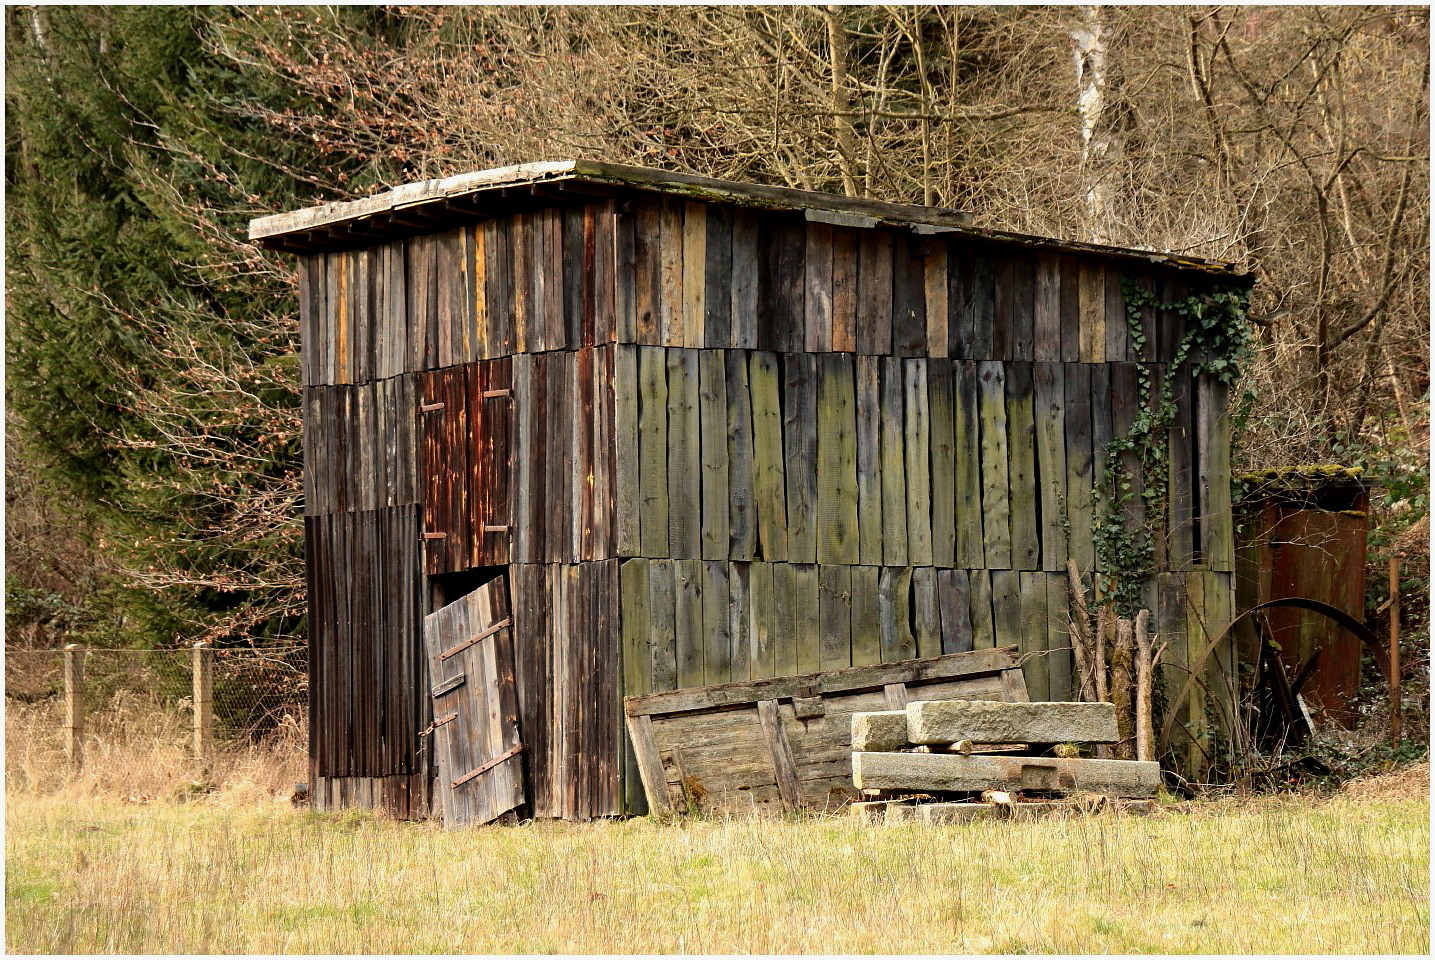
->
<box><xmin>423</xmin><ymin>576</ymin><xmax>525</xmax><ymax>826</ymax></box>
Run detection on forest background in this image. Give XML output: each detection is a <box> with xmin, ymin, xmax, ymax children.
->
<box><xmin>5</xmin><ymin>7</ymin><xmax>1428</xmax><ymax>717</ymax></box>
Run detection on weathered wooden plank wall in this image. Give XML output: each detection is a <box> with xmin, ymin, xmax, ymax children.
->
<box><xmin>297</xmin><ymin>189</ymin><xmax>1243</xmax><ymax>818</ymax></box>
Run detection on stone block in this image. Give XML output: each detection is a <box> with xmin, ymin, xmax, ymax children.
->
<box><xmin>851</xmin><ymin>751</ymin><xmax>1161</xmax><ymax>798</ymax></box>
<box><xmin>906</xmin><ymin>699</ymin><xmax>1118</xmax><ymax>745</ymax></box>
<box><xmin>850</xmin><ymin>710</ymin><xmax>910</xmax><ymax>752</ymax></box>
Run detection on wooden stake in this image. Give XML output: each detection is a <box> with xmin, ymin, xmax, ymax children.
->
<box><xmin>1066</xmin><ymin>560</ymin><xmax>1093</xmax><ymax>701</ymax></box>
<box><xmin>1111</xmin><ymin>618</ymin><xmax>1136</xmax><ymax>760</ymax></box>
<box><xmin>63</xmin><ymin>644</ymin><xmax>84</xmax><ymax>773</ymax></box>
<box><xmin>1134</xmin><ymin>609</ymin><xmax>1154</xmax><ymax>762</ymax></box>
<box><xmin>1389</xmin><ymin>557</ymin><xmax>1401</xmax><ymax>747</ymax></box>
<box><xmin>193</xmin><ymin>641</ymin><xmax>214</xmax><ymax>767</ymax></box>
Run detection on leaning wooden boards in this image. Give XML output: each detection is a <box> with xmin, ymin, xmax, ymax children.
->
<box><xmin>623</xmin><ymin>646</ymin><xmax>1029</xmax><ymax>816</ymax></box>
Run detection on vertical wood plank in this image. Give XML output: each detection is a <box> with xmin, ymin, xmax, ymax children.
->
<box><xmin>1065</xmin><ymin>362</ymin><xmax>1096</xmax><ymax>573</ymax></box>
<box><xmin>849</xmin><ymin>566</ymin><xmax>881</xmax><ymax>666</ymax></box>
<box><xmin>977</xmin><ymin>361</ymin><xmax>1012</xmax><ymax>569</ymax></box>
<box><xmin>574</xmin><ymin>350</ymin><xmax>595</xmax><ymax>561</ymax></box>
<box><xmin>562</xmin><ymin>208</ymin><xmax>585</xmax><ymax>350</ymax></box>
<box><xmin>1199</xmin><ymin>375</ymin><xmax>1234</xmax><ymax>571</ymax></box>
<box><xmin>969</xmin><ymin>569</ymin><xmax>995</xmax><ymax>650</ymax></box>
<box><xmin>1090</xmin><ymin>363</ymin><xmax>1113</xmax><ymax>572</ymax></box>
<box><xmin>1105</xmin><ymin>264</ymin><xmax>1129</xmax><ymax>361</ymax></box>
<box><xmin>771</xmin><ymin>561</ymin><xmax>799</xmax><ymax>677</ymax></box>
<box><xmin>728</xmin><ymin>562</ymin><xmax>752</xmax><ymax>681</ymax></box>
<box><xmin>991</xmin><ymin>570</ymin><xmax>1022</xmax><ymax>657</ymax></box>
<box><xmin>1034</xmin><ymin>362</ymin><xmax>1069</xmax><ymax>572</ymax></box>
<box><xmin>924</xmin><ymin>242</ymin><xmax>949</xmax><ymax>357</ymax></box>
<box><xmin>831</xmin><ymin>227</ymin><xmax>859</xmax><ymax>352</ymax></box>
<box><xmin>659</xmin><ymin>198</ymin><xmax>684</xmax><ymax>347</ymax></box>
<box><xmin>637</xmin><ymin>346</ymin><xmax>669</xmax><ymax>558</ymax></box>
<box><xmin>725</xmin><ymin>351</ymin><xmax>756</xmax><ymax>560</ymax></box>
<box><xmin>545</xmin><ymin>208</ymin><xmax>565</xmax><ymax>351</ymax></box>
<box><xmin>804</xmin><ymin>221</ymin><xmax>834</xmax><ymax>353</ymax></box>
<box><xmin>783</xmin><ymin>353</ymin><xmax>818</xmax><ymax>563</ymax></box>
<box><xmin>855</xmin><ymin>355</ymin><xmax>884</xmax><ymax>565</ymax></box>
<box><xmin>619</xmin><ymin>559</ymin><xmax>651</xmax><ymax>813</ymax></box>
<box><xmin>904</xmin><ymin>359</ymin><xmax>933</xmax><ymax>565</ymax></box>
<box><xmin>698</xmin><ymin>350</ymin><xmax>730</xmax><ymax>561</ymax></box>
<box><xmin>879</xmin><ymin>567</ymin><xmax>917</xmax><ymax>663</ymax></box>
<box><xmin>1019</xmin><ymin>571</ymin><xmax>1050</xmax><ymax>701</ymax></box>
<box><xmin>958</xmin><ymin>246</ymin><xmax>995</xmax><ymax>360</ymax></box>
<box><xmin>667</xmin><ymin>349</ymin><xmax>701</xmax><ymax>558</ymax></box>
<box><xmin>912</xmin><ymin>567</ymin><xmax>941</xmax><ymax>659</ymax></box>
<box><xmin>614</xmin><ymin>206</ymin><xmax>637</xmax><ymax>343</ymax></box>
<box><xmin>682</xmin><ymin>202</ymin><xmax>707</xmax><ymax>348</ymax></box>
<box><xmin>953</xmin><ymin>360</ymin><xmax>986</xmax><ymax>568</ymax></box>
<box><xmin>510</xmin><ymin>213</ymin><xmax>530</xmax><ymax>352</ymax></box>
<box><xmin>1059</xmin><ymin>255</ymin><xmax>1081</xmax><ymax>363</ymax></box>
<box><xmin>892</xmin><ymin>234</ymin><xmax>927</xmax><ymax>357</ymax></box>
<box><xmin>634</xmin><ymin>200</ymin><xmax>662</xmax><ymax>344</ymax></box>
<box><xmin>750</xmin><ymin>560</ymin><xmax>776</xmax><ymax>679</ymax></box>
<box><xmin>485</xmin><ymin>219</ymin><xmax>515</xmax><ymax>357</ymax></box>
<box><xmin>700</xmin><ymin>561</ymin><xmax>731</xmax><ymax>687</ymax></box>
<box><xmin>729</xmin><ymin>209</ymin><xmax>759</xmax><ymax>349</ymax></box>
<box><xmin>1034</xmin><ymin>252</ymin><xmax>1062</xmax><ymax>362</ymax></box>
<box><xmin>793</xmin><ymin>563</ymin><xmax>821</xmax><ymax>674</ymax></box>
<box><xmin>758</xmin><ymin>215</ymin><xmax>805</xmax><ymax>352</ymax></box>
<box><xmin>466</xmin><ymin>224</ymin><xmax>485</xmax><ymax>362</ymax></box>
<box><xmin>675</xmin><ymin>559</ymin><xmax>704</xmax><ymax>689</ymax></box>
<box><xmin>991</xmin><ymin>253</ymin><xmax>1012</xmax><ymax>362</ymax></box>
<box><xmin>1046</xmin><ymin>572</ymin><xmax>1072</xmax><ymax>701</ymax></box>
<box><xmin>1006</xmin><ymin>361</ymin><xmax>1040</xmax><ymax>570</ymax></box>
<box><xmin>937</xmin><ymin>568</ymin><xmax>973</xmax><ymax>653</ymax></box>
<box><xmin>856</xmin><ymin>230</ymin><xmax>893</xmax><ymax>355</ymax></box>
<box><xmin>1168</xmin><ymin>363</ymin><xmax>1196</xmax><ymax>567</ymax></box>
<box><xmin>1079</xmin><ymin>260</ymin><xmax>1106</xmax><ymax>363</ymax></box>
<box><xmin>818</xmin><ymin>564</ymin><xmax>853</xmax><ymax>670</ymax></box>
<box><xmin>749</xmin><ymin>351</ymin><xmax>788</xmax><ymax>562</ymax></box>
<box><xmin>816</xmin><ymin>353</ymin><xmax>859</xmax><ymax>564</ymax></box>
<box><xmin>880</xmin><ymin>357</ymin><xmax>909</xmax><ymax>565</ymax></box>
<box><xmin>1007</xmin><ymin>251</ymin><xmax>1036</xmax><ymax>361</ymax></box>
<box><xmin>928</xmin><ymin>358</ymin><xmax>957</xmax><ymax>568</ymax></box>
<box><xmin>614</xmin><ymin>346</ymin><xmax>641</xmax><ymax>555</ymax></box>
<box><xmin>704</xmin><ymin>204</ymin><xmax>732</xmax><ymax>348</ymax></box>
<box><xmin>647</xmin><ymin>560</ymin><xmax>678</xmax><ymax>692</ymax></box>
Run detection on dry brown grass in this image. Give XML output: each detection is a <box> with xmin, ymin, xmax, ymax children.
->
<box><xmin>1340</xmin><ymin>760</ymin><xmax>1431</xmax><ymax>803</ymax></box>
<box><xmin>5</xmin><ymin>685</ymin><xmax>306</xmax><ymax>807</ymax></box>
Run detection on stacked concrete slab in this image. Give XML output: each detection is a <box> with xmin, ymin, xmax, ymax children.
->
<box><xmin>849</xmin><ymin>699</ymin><xmax>1161</xmax><ymax>824</ymax></box>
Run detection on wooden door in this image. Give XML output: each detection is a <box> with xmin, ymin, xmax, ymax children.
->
<box><xmin>418</xmin><ymin>358</ymin><xmax>513</xmax><ymax>575</ymax></box>
<box><xmin>423</xmin><ymin>576</ymin><xmax>525</xmax><ymax>826</ymax></box>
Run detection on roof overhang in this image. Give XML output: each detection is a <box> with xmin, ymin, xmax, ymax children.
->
<box><xmin>249</xmin><ymin>159</ymin><xmax>1251</xmax><ymax>280</ymax></box>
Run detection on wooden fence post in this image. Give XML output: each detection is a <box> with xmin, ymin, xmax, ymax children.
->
<box><xmin>193</xmin><ymin>641</ymin><xmax>214</xmax><ymax>766</ymax></box>
<box><xmin>63</xmin><ymin>643</ymin><xmax>84</xmax><ymax>773</ymax></box>
<box><xmin>1389</xmin><ymin>557</ymin><xmax>1401</xmax><ymax>747</ymax></box>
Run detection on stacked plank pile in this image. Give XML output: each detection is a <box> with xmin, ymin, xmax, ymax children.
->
<box><xmin>849</xmin><ymin>699</ymin><xmax>1160</xmax><ymax>824</ymax></box>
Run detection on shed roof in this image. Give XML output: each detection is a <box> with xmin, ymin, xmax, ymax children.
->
<box><xmin>249</xmin><ymin>159</ymin><xmax>1250</xmax><ymax>279</ymax></box>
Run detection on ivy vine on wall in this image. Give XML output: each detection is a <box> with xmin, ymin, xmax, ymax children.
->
<box><xmin>1092</xmin><ymin>278</ymin><xmax>1254</xmax><ymax>614</ymax></box>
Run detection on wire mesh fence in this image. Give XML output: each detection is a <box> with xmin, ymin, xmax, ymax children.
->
<box><xmin>5</xmin><ymin>645</ymin><xmax>308</xmax><ymax>797</ymax></box>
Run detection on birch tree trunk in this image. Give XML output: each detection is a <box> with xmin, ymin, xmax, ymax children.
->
<box><xmin>1071</xmin><ymin>5</ymin><xmax>1121</xmax><ymax>243</ymax></box>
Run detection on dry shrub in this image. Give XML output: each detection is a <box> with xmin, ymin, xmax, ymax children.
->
<box><xmin>1340</xmin><ymin>760</ymin><xmax>1431</xmax><ymax>803</ymax></box>
<box><xmin>4</xmin><ymin>685</ymin><xmax>306</xmax><ymax>807</ymax></box>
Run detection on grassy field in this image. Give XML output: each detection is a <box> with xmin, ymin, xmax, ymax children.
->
<box><xmin>5</xmin><ymin>767</ymin><xmax>1428</xmax><ymax>955</ymax></box>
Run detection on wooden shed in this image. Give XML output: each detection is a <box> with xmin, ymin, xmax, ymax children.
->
<box><xmin>250</xmin><ymin>160</ymin><xmax>1253</xmax><ymax>821</ymax></box>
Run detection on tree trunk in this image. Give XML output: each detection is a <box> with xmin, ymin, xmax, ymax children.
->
<box><xmin>1111</xmin><ymin>616</ymin><xmax>1136</xmax><ymax>760</ymax></box>
<box><xmin>826</xmin><ymin>5</ymin><xmax>860</xmax><ymax>197</ymax></box>
<box><xmin>1071</xmin><ymin>5</ymin><xmax>1123</xmax><ymax>243</ymax></box>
